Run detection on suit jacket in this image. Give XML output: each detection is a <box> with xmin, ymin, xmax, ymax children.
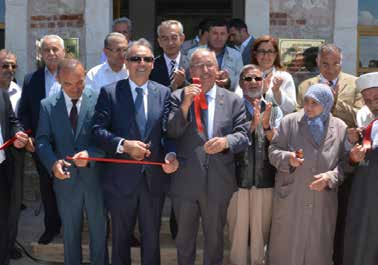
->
<box><xmin>92</xmin><ymin>79</ymin><xmax>171</xmax><ymax>197</ymax></box>
<box><xmin>18</xmin><ymin>68</ymin><xmax>46</xmax><ymax>137</ymax></box>
<box><xmin>241</xmin><ymin>36</ymin><xmax>254</xmax><ymax>65</ymax></box>
<box><xmin>297</xmin><ymin>72</ymin><xmax>363</xmax><ymax>127</ymax></box>
<box><xmin>149</xmin><ymin>54</ymin><xmax>189</xmax><ymax>89</ymax></box>
<box><xmin>0</xmin><ymin>90</ymin><xmax>23</xmax><ymax>179</ymax></box>
<box><xmin>36</xmin><ymin>88</ymin><xmax>103</xmax><ymax>186</ymax></box>
<box><xmin>167</xmin><ymin>85</ymin><xmax>248</xmax><ymax>204</ymax></box>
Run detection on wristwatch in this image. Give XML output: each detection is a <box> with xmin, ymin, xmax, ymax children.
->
<box><xmin>117</xmin><ymin>139</ymin><xmax>125</xmax><ymax>153</ymax></box>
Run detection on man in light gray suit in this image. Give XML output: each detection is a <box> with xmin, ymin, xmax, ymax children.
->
<box><xmin>36</xmin><ymin>59</ymin><xmax>107</xmax><ymax>265</ymax></box>
<box><xmin>167</xmin><ymin>48</ymin><xmax>248</xmax><ymax>265</ymax></box>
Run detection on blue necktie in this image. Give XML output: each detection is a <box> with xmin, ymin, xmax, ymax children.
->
<box><xmin>135</xmin><ymin>87</ymin><xmax>146</xmax><ymax>138</ymax></box>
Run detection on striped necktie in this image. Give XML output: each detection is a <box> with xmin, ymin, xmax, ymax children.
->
<box><xmin>169</xmin><ymin>60</ymin><xmax>176</xmax><ymax>83</ymax></box>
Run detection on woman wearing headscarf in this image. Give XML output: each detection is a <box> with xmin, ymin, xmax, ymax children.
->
<box><xmin>267</xmin><ymin>83</ymin><xmax>348</xmax><ymax>265</ymax></box>
<box><xmin>251</xmin><ymin>35</ymin><xmax>296</xmax><ymax>115</ymax></box>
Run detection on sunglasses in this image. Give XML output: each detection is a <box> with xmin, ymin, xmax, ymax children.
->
<box><xmin>127</xmin><ymin>56</ymin><xmax>154</xmax><ymax>63</ymax></box>
<box><xmin>242</xmin><ymin>76</ymin><xmax>263</xmax><ymax>82</ymax></box>
<box><xmin>2</xmin><ymin>63</ymin><xmax>17</xmax><ymax>70</ymax></box>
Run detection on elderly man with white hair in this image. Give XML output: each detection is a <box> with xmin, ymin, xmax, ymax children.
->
<box><xmin>343</xmin><ymin>72</ymin><xmax>378</xmax><ymax>265</ymax></box>
<box><xmin>18</xmin><ymin>34</ymin><xmax>66</xmax><ymax>245</ymax></box>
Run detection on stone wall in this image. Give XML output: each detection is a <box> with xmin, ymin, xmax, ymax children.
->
<box><xmin>270</xmin><ymin>0</ymin><xmax>334</xmax><ymax>42</ymax></box>
<box><xmin>27</xmin><ymin>0</ymin><xmax>85</xmax><ymax>70</ymax></box>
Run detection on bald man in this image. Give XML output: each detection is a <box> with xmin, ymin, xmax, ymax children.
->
<box><xmin>36</xmin><ymin>59</ymin><xmax>107</xmax><ymax>265</ymax></box>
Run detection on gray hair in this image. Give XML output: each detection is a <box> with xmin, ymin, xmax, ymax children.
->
<box><xmin>112</xmin><ymin>17</ymin><xmax>132</xmax><ymax>33</ymax></box>
<box><xmin>57</xmin><ymin>58</ymin><xmax>84</xmax><ymax>75</ymax></box>
<box><xmin>157</xmin><ymin>20</ymin><xmax>184</xmax><ymax>37</ymax></box>
<box><xmin>40</xmin><ymin>34</ymin><xmax>65</xmax><ymax>49</ymax></box>
<box><xmin>189</xmin><ymin>48</ymin><xmax>218</xmax><ymax>67</ymax></box>
<box><xmin>239</xmin><ymin>64</ymin><xmax>261</xmax><ymax>79</ymax></box>
<box><xmin>125</xmin><ymin>38</ymin><xmax>154</xmax><ymax>58</ymax></box>
<box><xmin>104</xmin><ymin>32</ymin><xmax>127</xmax><ymax>48</ymax></box>
<box><xmin>317</xmin><ymin>43</ymin><xmax>343</xmax><ymax>64</ymax></box>
<box><xmin>0</xmin><ymin>49</ymin><xmax>16</xmax><ymax>60</ymax></box>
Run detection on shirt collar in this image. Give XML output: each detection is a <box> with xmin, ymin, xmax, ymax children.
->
<box><xmin>45</xmin><ymin>66</ymin><xmax>57</xmax><ymax>77</ymax></box>
<box><xmin>319</xmin><ymin>74</ymin><xmax>339</xmax><ymax>86</ymax></box>
<box><xmin>104</xmin><ymin>60</ymin><xmax>126</xmax><ymax>73</ymax></box>
<box><xmin>62</xmin><ymin>90</ymin><xmax>82</xmax><ymax>106</ymax></box>
<box><xmin>241</xmin><ymin>35</ymin><xmax>252</xmax><ymax>50</ymax></box>
<box><xmin>205</xmin><ymin>84</ymin><xmax>217</xmax><ymax>99</ymax></box>
<box><xmin>128</xmin><ymin>79</ymin><xmax>149</xmax><ymax>95</ymax></box>
<box><xmin>163</xmin><ymin>52</ymin><xmax>181</xmax><ymax>66</ymax></box>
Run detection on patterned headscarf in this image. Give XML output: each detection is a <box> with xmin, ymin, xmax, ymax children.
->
<box><xmin>304</xmin><ymin>84</ymin><xmax>334</xmax><ymax>145</ymax></box>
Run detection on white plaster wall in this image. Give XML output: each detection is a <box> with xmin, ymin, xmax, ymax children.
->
<box><xmin>5</xmin><ymin>0</ymin><xmax>28</xmax><ymax>84</ymax></box>
<box><xmin>84</xmin><ymin>0</ymin><xmax>112</xmax><ymax>69</ymax></box>
<box><xmin>333</xmin><ymin>0</ymin><xmax>358</xmax><ymax>75</ymax></box>
<box><xmin>245</xmin><ymin>0</ymin><xmax>270</xmax><ymax>37</ymax></box>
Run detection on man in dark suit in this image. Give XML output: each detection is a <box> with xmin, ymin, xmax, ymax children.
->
<box><xmin>150</xmin><ymin>20</ymin><xmax>189</xmax><ymax>91</ymax></box>
<box><xmin>167</xmin><ymin>48</ymin><xmax>248</xmax><ymax>265</ymax></box>
<box><xmin>228</xmin><ymin>18</ymin><xmax>255</xmax><ymax>65</ymax></box>
<box><xmin>0</xmin><ymin>89</ymin><xmax>29</xmax><ymax>265</ymax></box>
<box><xmin>18</xmin><ymin>34</ymin><xmax>65</xmax><ymax>244</ymax></box>
<box><xmin>36</xmin><ymin>59</ymin><xmax>107</xmax><ymax>265</ymax></box>
<box><xmin>93</xmin><ymin>39</ymin><xmax>178</xmax><ymax>265</ymax></box>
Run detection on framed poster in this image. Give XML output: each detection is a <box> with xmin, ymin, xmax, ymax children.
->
<box><xmin>279</xmin><ymin>38</ymin><xmax>325</xmax><ymax>73</ymax></box>
<box><xmin>64</xmin><ymin>37</ymin><xmax>79</xmax><ymax>58</ymax></box>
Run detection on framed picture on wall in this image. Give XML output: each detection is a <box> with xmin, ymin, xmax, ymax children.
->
<box><xmin>357</xmin><ymin>25</ymin><xmax>378</xmax><ymax>75</ymax></box>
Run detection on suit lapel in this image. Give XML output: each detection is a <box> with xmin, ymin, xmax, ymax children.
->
<box><xmin>74</xmin><ymin>90</ymin><xmax>90</xmax><ymax>141</ymax></box>
<box><xmin>144</xmin><ymin>81</ymin><xmax>158</xmax><ymax>140</ymax></box>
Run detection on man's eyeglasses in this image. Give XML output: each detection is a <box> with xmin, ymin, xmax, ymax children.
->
<box><xmin>242</xmin><ymin>76</ymin><xmax>263</xmax><ymax>82</ymax></box>
<box><xmin>2</xmin><ymin>63</ymin><xmax>17</xmax><ymax>70</ymax></box>
<box><xmin>256</xmin><ymin>49</ymin><xmax>277</xmax><ymax>56</ymax></box>
<box><xmin>126</xmin><ymin>56</ymin><xmax>154</xmax><ymax>63</ymax></box>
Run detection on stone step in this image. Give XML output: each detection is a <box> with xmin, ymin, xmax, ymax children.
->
<box><xmin>31</xmin><ymin>218</ymin><xmax>230</xmax><ymax>264</ymax></box>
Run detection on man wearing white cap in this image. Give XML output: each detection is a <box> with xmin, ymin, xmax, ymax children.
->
<box><xmin>343</xmin><ymin>72</ymin><xmax>378</xmax><ymax>265</ymax></box>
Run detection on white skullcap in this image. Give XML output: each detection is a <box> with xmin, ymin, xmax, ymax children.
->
<box><xmin>356</xmin><ymin>72</ymin><xmax>378</xmax><ymax>93</ymax></box>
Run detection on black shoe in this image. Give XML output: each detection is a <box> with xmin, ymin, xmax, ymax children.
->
<box><xmin>131</xmin><ymin>234</ymin><xmax>140</xmax><ymax>247</ymax></box>
<box><xmin>38</xmin><ymin>231</ymin><xmax>59</xmax><ymax>245</ymax></box>
<box><xmin>10</xmin><ymin>246</ymin><xmax>23</xmax><ymax>260</ymax></box>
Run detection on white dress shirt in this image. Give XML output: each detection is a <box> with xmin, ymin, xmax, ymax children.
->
<box><xmin>0</xmin><ymin>125</ymin><xmax>5</xmax><ymax>164</ymax></box>
<box><xmin>206</xmin><ymin>85</ymin><xmax>217</xmax><ymax>138</ymax></box>
<box><xmin>62</xmin><ymin>90</ymin><xmax>82</xmax><ymax>116</ymax></box>
<box><xmin>45</xmin><ymin>67</ymin><xmax>61</xmax><ymax>96</ymax></box>
<box><xmin>319</xmin><ymin>74</ymin><xmax>339</xmax><ymax>89</ymax></box>
<box><xmin>372</xmin><ymin>120</ymin><xmax>378</xmax><ymax>149</ymax></box>
<box><xmin>86</xmin><ymin>60</ymin><xmax>128</xmax><ymax>92</ymax></box>
<box><xmin>6</xmin><ymin>81</ymin><xmax>22</xmax><ymax>113</ymax></box>
<box><xmin>163</xmin><ymin>52</ymin><xmax>181</xmax><ymax>73</ymax></box>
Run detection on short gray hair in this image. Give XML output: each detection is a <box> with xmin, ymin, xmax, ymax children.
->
<box><xmin>189</xmin><ymin>48</ymin><xmax>217</xmax><ymax>67</ymax></box>
<box><xmin>41</xmin><ymin>34</ymin><xmax>65</xmax><ymax>49</ymax></box>
<box><xmin>157</xmin><ymin>20</ymin><xmax>184</xmax><ymax>37</ymax></box>
<box><xmin>317</xmin><ymin>43</ymin><xmax>342</xmax><ymax>62</ymax></box>
<box><xmin>113</xmin><ymin>17</ymin><xmax>132</xmax><ymax>33</ymax></box>
<box><xmin>104</xmin><ymin>32</ymin><xmax>127</xmax><ymax>48</ymax></box>
<box><xmin>239</xmin><ymin>64</ymin><xmax>261</xmax><ymax>79</ymax></box>
<box><xmin>57</xmin><ymin>58</ymin><xmax>84</xmax><ymax>75</ymax></box>
<box><xmin>0</xmin><ymin>49</ymin><xmax>16</xmax><ymax>60</ymax></box>
<box><xmin>125</xmin><ymin>38</ymin><xmax>154</xmax><ymax>58</ymax></box>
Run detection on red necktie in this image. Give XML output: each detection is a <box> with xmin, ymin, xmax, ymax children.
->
<box><xmin>192</xmin><ymin>77</ymin><xmax>208</xmax><ymax>133</ymax></box>
<box><xmin>362</xmin><ymin>118</ymin><xmax>378</xmax><ymax>150</ymax></box>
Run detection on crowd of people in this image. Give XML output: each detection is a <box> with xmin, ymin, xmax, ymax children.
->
<box><xmin>0</xmin><ymin>15</ymin><xmax>377</xmax><ymax>265</ymax></box>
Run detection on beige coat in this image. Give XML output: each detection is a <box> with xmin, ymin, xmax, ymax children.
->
<box><xmin>297</xmin><ymin>72</ymin><xmax>363</xmax><ymax>127</ymax></box>
<box><xmin>268</xmin><ymin>110</ymin><xmax>347</xmax><ymax>265</ymax></box>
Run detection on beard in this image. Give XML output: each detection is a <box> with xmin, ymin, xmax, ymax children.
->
<box><xmin>244</xmin><ymin>89</ymin><xmax>262</xmax><ymax>99</ymax></box>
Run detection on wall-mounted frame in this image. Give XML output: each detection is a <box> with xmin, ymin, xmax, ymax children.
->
<box><xmin>357</xmin><ymin>25</ymin><xmax>378</xmax><ymax>75</ymax></box>
<box><xmin>64</xmin><ymin>38</ymin><xmax>80</xmax><ymax>59</ymax></box>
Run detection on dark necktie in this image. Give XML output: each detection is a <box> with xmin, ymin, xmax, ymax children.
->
<box><xmin>70</xmin><ymin>99</ymin><xmax>78</xmax><ymax>133</ymax></box>
<box><xmin>169</xmin><ymin>60</ymin><xmax>176</xmax><ymax>83</ymax></box>
<box><xmin>202</xmin><ymin>95</ymin><xmax>210</xmax><ymax>137</ymax></box>
<box><xmin>328</xmin><ymin>80</ymin><xmax>333</xmax><ymax>87</ymax></box>
<box><xmin>135</xmin><ymin>87</ymin><xmax>146</xmax><ymax>138</ymax></box>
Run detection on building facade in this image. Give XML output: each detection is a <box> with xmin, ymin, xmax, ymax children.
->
<box><xmin>3</xmin><ymin>0</ymin><xmax>378</xmax><ymax>83</ymax></box>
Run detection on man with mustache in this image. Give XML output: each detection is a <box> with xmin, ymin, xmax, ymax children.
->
<box><xmin>227</xmin><ymin>64</ymin><xmax>282</xmax><ymax>265</ymax></box>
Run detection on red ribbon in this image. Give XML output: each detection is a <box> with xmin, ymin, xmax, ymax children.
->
<box><xmin>192</xmin><ymin>77</ymin><xmax>208</xmax><ymax>133</ymax></box>
<box><xmin>66</xmin><ymin>156</ymin><xmax>165</xmax><ymax>166</ymax></box>
<box><xmin>0</xmin><ymin>129</ymin><xmax>32</xmax><ymax>150</ymax></box>
<box><xmin>362</xmin><ymin>118</ymin><xmax>378</xmax><ymax>150</ymax></box>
